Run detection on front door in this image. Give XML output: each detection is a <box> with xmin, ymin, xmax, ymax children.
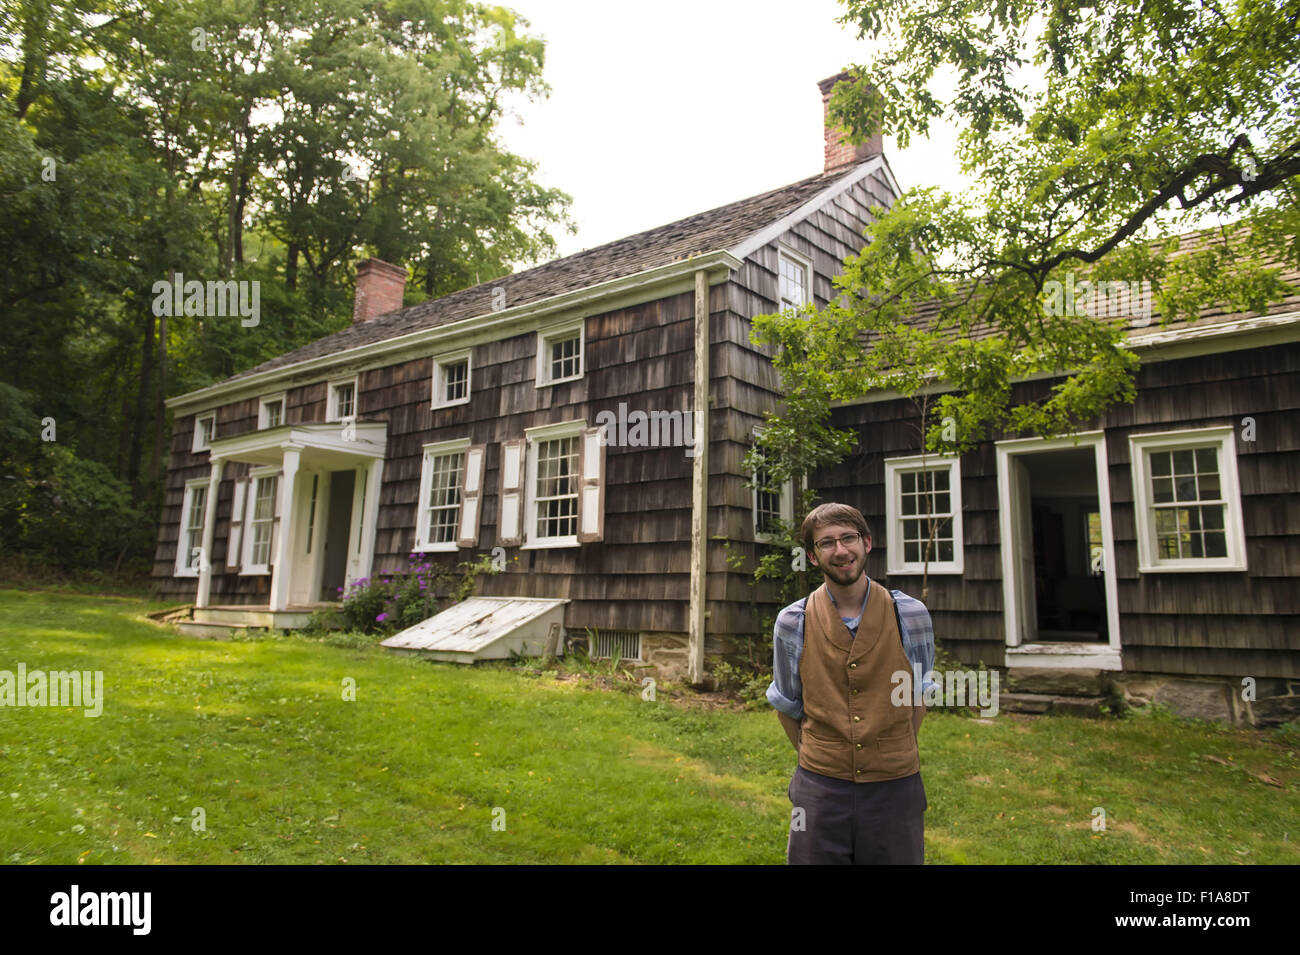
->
<box><xmin>320</xmin><ymin>469</ymin><xmax>355</xmax><ymax>601</ymax></box>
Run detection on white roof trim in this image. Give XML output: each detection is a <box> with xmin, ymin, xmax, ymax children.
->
<box><xmin>728</xmin><ymin>156</ymin><xmax>891</xmax><ymax>261</ymax></box>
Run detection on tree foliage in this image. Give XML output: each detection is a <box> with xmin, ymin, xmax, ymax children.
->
<box><xmin>751</xmin><ymin>0</ymin><xmax>1299</xmax><ymax>477</ymax></box>
<box><xmin>0</xmin><ymin>0</ymin><xmax>573</xmax><ymax>569</ymax></box>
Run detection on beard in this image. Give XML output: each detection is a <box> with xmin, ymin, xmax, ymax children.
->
<box><xmin>820</xmin><ymin>551</ymin><xmax>865</xmax><ymax>587</ymax></box>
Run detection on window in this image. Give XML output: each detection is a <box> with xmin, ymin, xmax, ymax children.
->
<box><xmin>534</xmin><ymin>435</ymin><xmax>580</xmax><ymax>539</ymax></box>
<box><xmin>175</xmin><ymin>480</ymin><xmax>209</xmax><ymax>576</ymax></box>
<box><xmin>414</xmin><ymin>439</ymin><xmax>468</xmax><ymax>552</ymax></box>
<box><xmin>884</xmin><ymin>455</ymin><xmax>964</xmax><ymax>575</ymax></box>
<box><xmin>778</xmin><ymin>248</ymin><xmax>812</xmax><ymax>313</ymax></box>
<box><xmin>432</xmin><ymin>352</ymin><xmax>471</xmax><ymax>408</ymax></box>
<box><xmin>753</xmin><ymin>462</ymin><xmax>792</xmax><ymax>543</ymax></box>
<box><xmin>590</xmin><ymin>629</ymin><xmax>642</xmax><ymax>662</ymax></box>
<box><xmin>1129</xmin><ymin>427</ymin><xmax>1246</xmax><ymax>572</ymax></box>
<box><xmin>536</xmin><ymin>320</ymin><xmax>584</xmax><ymax>387</ymax></box>
<box><xmin>328</xmin><ymin>378</ymin><xmax>357</xmax><ymax>422</ymax></box>
<box><xmin>192</xmin><ymin>413</ymin><xmax>216</xmax><ymax>453</ymax></box>
<box><xmin>242</xmin><ymin>471</ymin><xmax>279</xmax><ymax>573</ymax></box>
<box><xmin>259</xmin><ymin>394</ymin><xmax>285</xmax><ymax>429</ymax></box>
<box><xmin>512</xmin><ymin>420</ymin><xmax>602</xmax><ymax>548</ymax></box>
<box><xmin>1086</xmin><ymin>511</ymin><xmax>1104</xmax><ymax>576</ymax></box>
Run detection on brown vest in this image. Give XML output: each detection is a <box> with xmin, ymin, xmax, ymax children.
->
<box><xmin>797</xmin><ymin>580</ymin><xmax>920</xmax><ymax>783</ymax></box>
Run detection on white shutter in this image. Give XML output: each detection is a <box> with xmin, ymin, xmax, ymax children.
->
<box><xmin>577</xmin><ymin>426</ymin><xmax>605</xmax><ymax>543</ymax></box>
<box><xmin>226</xmin><ymin>478</ymin><xmax>246</xmax><ymax>571</ymax></box>
<box><xmin>457</xmin><ymin>445</ymin><xmax>486</xmax><ymax>548</ymax></box>
<box><xmin>497</xmin><ymin>438</ymin><xmax>525</xmax><ymax>547</ymax></box>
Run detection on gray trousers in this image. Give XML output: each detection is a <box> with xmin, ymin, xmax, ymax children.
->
<box><xmin>786</xmin><ymin>765</ymin><xmax>926</xmax><ymax>865</ymax></box>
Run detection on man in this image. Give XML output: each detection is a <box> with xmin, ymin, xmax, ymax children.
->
<box><xmin>766</xmin><ymin>502</ymin><xmax>936</xmax><ymax>865</ymax></box>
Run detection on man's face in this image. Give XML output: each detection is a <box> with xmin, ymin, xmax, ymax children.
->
<box><xmin>808</xmin><ymin>521</ymin><xmax>872</xmax><ymax>587</ymax></box>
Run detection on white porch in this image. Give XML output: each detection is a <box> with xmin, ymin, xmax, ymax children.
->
<box><xmin>193</xmin><ymin>422</ymin><xmax>388</xmax><ymax>612</ymax></box>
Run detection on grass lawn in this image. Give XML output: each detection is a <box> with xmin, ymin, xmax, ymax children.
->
<box><xmin>1</xmin><ymin>588</ymin><xmax>1296</xmax><ymax>864</ymax></box>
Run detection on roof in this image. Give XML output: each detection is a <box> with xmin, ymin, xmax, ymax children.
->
<box><xmin>855</xmin><ymin>227</ymin><xmax>1300</xmax><ymax>349</ymax></box>
<box><xmin>229</xmin><ymin>163</ymin><xmax>868</xmax><ymax>383</ymax></box>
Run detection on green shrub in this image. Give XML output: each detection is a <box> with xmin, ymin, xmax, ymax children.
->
<box><xmin>337</xmin><ymin>553</ymin><xmax>499</xmax><ymax>635</ymax></box>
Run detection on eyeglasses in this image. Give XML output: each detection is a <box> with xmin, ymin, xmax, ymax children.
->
<box><xmin>813</xmin><ymin>532</ymin><xmax>863</xmax><ymax>554</ymax></box>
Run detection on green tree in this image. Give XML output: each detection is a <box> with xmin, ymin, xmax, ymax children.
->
<box><xmin>751</xmin><ymin>0</ymin><xmax>1298</xmax><ymax>477</ymax></box>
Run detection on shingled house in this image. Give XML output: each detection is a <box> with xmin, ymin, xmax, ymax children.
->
<box><xmin>811</xmin><ymin>237</ymin><xmax>1300</xmax><ymax>725</ymax></box>
<box><xmin>155</xmin><ymin>74</ymin><xmax>899</xmax><ymax>682</ymax></box>
<box><xmin>155</xmin><ymin>72</ymin><xmax>1299</xmax><ymax>724</ymax></box>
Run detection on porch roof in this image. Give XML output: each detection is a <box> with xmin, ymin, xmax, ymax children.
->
<box><xmin>208</xmin><ymin>421</ymin><xmax>387</xmax><ymax>468</ymax></box>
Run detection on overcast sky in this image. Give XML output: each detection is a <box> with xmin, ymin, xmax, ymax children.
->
<box><xmin>494</xmin><ymin>0</ymin><xmax>971</xmax><ymax>260</ymax></box>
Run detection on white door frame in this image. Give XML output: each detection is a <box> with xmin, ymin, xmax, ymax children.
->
<box><xmin>995</xmin><ymin>431</ymin><xmax>1123</xmax><ymax>670</ymax></box>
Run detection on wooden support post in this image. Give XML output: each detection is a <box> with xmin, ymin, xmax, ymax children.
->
<box><xmin>688</xmin><ymin>269</ymin><xmax>710</xmax><ymax>685</ymax></box>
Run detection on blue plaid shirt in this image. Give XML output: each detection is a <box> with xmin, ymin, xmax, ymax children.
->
<box><xmin>766</xmin><ymin>579</ymin><xmax>937</xmax><ymax>721</ymax></box>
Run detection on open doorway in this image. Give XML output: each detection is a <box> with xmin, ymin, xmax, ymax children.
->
<box><xmin>1023</xmin><ymin>450</ymin><xmax>1107</xmax><ymax>641</ymax></box>
<box><xmin>998</xmin><ymin>433</ymin><xmax>1120</xmax><ymax>659</ymax></box>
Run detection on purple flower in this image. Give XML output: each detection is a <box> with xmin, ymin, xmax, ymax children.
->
<box><xmin>376</xmin><ymin>612</ymin><xmax>388</xmax><ymax>622</ymax></box>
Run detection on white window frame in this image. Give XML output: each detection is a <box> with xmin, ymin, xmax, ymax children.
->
<box><xmin>777</xmin><ymin>245</ymin><xmax>813</xmax><ymax>313</ymax></box>
<box><xmin>327</xmin><ymin>377</ymin><xmax>358</xmax><ymax>423</ymax></box>
<box><xmin>535</xmin><ymin>319</ymin><xmax>584</xmax><ymax>388</ymax></box>
<box><xmin>884</xmin><ymin>454</ymin><xmax>965</xmax><ymax>575</ymax></box>
<box><xmin>192</xmin><ymin>413</ymin><xmax>216</xmax><ymax>453</ymax></box>
<box><xmin>1129</xmin><ymin>426</ymin><xmax>1247</xmax><ymax>573</ymax></box>
<box><xmin>241</xmin><ymin>466</ymin><xmax>280</xmax><ymax>575</ymax></box>
<box><xmin>413</xmin><ymin>437</ymin><xmax>470</xmax><ymax>553</ymax></box>
<box><xmin>259</xmin><ymin>393</ymin><xmax>286</xmax><ymax>430</ymax></box>
<box><xmin>175</xmin><ymin>478</ymin><xmax>211</xmax><ymax>577</ymax></box>
<box><xmin>431</xmin><ymin>351</ymin><xmax>472</xmax><ymax>409</ymax></box>
<box><xmin>522</xmin><ymin>419</ymin><xmax>585</xmax><ymax>549</ymax></box>
<box><xmin>752</xmin><ymin>464</ymin><xmax>793</xmax><ymax>544</ymax></box>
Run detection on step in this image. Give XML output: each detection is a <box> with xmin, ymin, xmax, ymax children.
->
<box><xmin>175</xmin><ymin>622</ymin><xmax>265</xmax><ymax>640</ymax></box>
<box><xmin>999</xmin><ymin>691</ymin><xmax>1111</xmax><ymax>717</ymax></box>
<box><xmin>1004</xmin><ymin>667</ymin><xmax>1111</xmax><ymax>696</ymax></box>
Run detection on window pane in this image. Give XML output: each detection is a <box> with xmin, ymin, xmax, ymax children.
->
<box><xmin>1152</xmin><ymin>476</ymin><xmax>1173</xmax><ymax>503</ymax></box>
<box><xmin>1175</xmin><ymin>476</ymin><xmax>1197</xmax><ymax>501</ymax></box>
<box><xmin>1150</xmin><ymin>452</ymin><xmax>1171</xmax><ymax>476</ymax></box>
<box><xmin>1195</xmin><ymin>447</ymin><xmax>1217</xmax><ymax>471</ymax></box>
<box><xmin>1204</xmin><ymin>532</ymin><xmax>1227</xmax><ymax>557</ymax></box>
<box><xmin>1197</xmin><ymin>471</ymin><xmax>1220</xmax><ymax>499</ymax></box>
<box><xmin>1172</xmin><ymin>449</ymin><xmax>1195</xmax><ymax>475</ymax></box>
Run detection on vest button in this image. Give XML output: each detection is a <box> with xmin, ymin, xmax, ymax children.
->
<box><xmin>853</xmin><ymin>715</ymin><xmax>861</xmax><ymax>722</ymax></box>
<box><xmin>849</xmin><ymin>663</ymin><xmax>857</xmax><ymax>669</ymax></box>
<box><xmin>851</xmin><ymin>688</ymin><xmax>859</xmax><ymax>695</ymax></box>
<box><xmin>856</xmin><ymin>769</ymin><xmax>863</xmax><ymax>775</ymax></box>
<box><xmin>856</xmin><ymin>743</ymin><xmax>862</xmax><ymax>750</ymax></box>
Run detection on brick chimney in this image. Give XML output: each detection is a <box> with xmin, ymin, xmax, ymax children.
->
<box><xmin>353</xmin><ymin>258</ymin><xmax>408</xmax><ymax>323</ymax></box>
<box><xmin>818</xmin><ymin>71</ymin><xmax>883</xmax><ymax>175</ymax></box>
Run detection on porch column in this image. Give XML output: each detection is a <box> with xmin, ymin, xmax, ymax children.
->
<box><xmin>269</xmin><ymin>447</ymin><xmax>300</xmax><ymax>611</ymax></box>
<box><xmin>356</xmin><ymin>457</ymin><xmax>384</xmax><ymax>583</ymax></box>
<box><xmin>195</xmin><ymin>457</ymin><xmax>225</xmax><ymax>609</ymax></box>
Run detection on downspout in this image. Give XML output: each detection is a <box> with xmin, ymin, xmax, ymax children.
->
<box><xmin>688</xmin><ymin>269</ymin><xmax>710</xmax><ymax>684</ymax></box>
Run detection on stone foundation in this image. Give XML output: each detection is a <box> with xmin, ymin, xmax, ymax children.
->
<box><xmin>638</xmin><ymin>632</ymin><xmax>692</xmax><ymax>683</ymax></box>
<box><xmin>1113</xmin><ymin>672</ymin><xmax>1300</xmax><ymax>727</ymax></box>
